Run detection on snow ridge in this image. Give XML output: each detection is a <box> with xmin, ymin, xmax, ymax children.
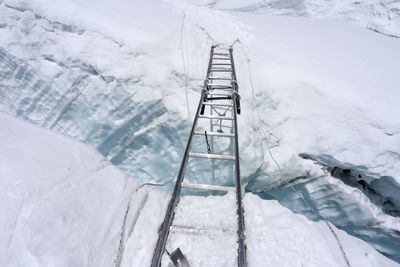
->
<box><xmin>195</xmin><ymin>0</ymin><xmax>400</xmax><ymax>38</ymax></box>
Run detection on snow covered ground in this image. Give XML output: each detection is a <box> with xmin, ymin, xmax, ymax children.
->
<box><xmin>0</xmin><ymin>112</ymin><xmax>170</xmax><ymax>266</ymax></box>
<box><xmin>189</xmin><ymin>0</ymin><xmax>400</xmax><ymax>38</ymax></box>
<box><xmin>1</xmin><ymin>0</ymin><xmax>400</xmax><ymax>264</ymax></box>
<box><xmin>0</xmin><ymin>112</ymin><xmax>397</xmax><ymax>266</ymax></box>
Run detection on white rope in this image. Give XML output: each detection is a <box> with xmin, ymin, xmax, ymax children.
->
<box><xmin>181</xmin><ymin>14</ymin><xmax>218</xmax><ymax>126</ymax></box>
<box><xmin>235</xmin><ymin>39</ymin><xmax>351</xmax><ymax>267</ymax></box>
<box><xmin>180</xmin><ymin>12</ymin><xmax>191</xmax><ymax>125</ymax></box>
<box><xmin>261</xmin><ymin>131</ymin><xmax>351</xmax><ymax>266</ymax></box>
<box><xmin>211</xmin><ymin>105</ymin><xmax>230</xmax><ymax>116</ymax></box>
<box><xmin>197</xmin><ymin>25</ymin><xmax>216</xmax><ymax>43</ymax></box>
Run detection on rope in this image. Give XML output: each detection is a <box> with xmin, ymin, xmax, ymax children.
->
<box><xmin>235</xmin><ymin>39</ymin><xmax>351</xmax><ymax>267</ymax></box>
<box><xmin>230</xmin><ymin>39</ymin><xmax>255</xmax><ymax>99</ymax></box>
<box><xmin>165</xmin><ymin>249</ymin><xmax>171</xmax><ymax>257</ymax></box>
<box><xmin>135</xmin><ymin>176</ymin><xmax>176</xmax><ymax>192</ymax></box>
<box><xmin>114</xmin><ymin>201</ymin><xmax>130</xmax><ymax>267</ymax></box>
<box><xmin>204</xmin><ymin>131</ymin><xmax>212</xmax><ymax>154</ymax></box>
<box><xmin>211</xmin><ymin>105</ymin><xmax>231</xmax><ymax>135</ymax></box>
<box><xmin>262</xmin><ymin>134</ymin><xmax>351</xmax><ymax>266</ymax></box>
<box><xmin>114</xmin><ymin>175</ymin><xmax>177</xmax><ymax>267</ymax></box>
<box><xmin>198</xmin><ymin>25</ymin><xmax>216</xmax><ymax>43</ymax></box>
<box><xmin>211</xmin><ymin>105</ymin><xmax>230</xmax><ymax>116</ymax></box>
<box><xmin>180</xmin><ymin>12</ymin><xmax>191</xmax><ymax>125</ymax></box>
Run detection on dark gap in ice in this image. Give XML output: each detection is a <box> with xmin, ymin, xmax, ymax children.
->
<box><xmin>299</xmin><ymin>153</ymin><xmax>400</xmax><ymax>217</ymax></box>
<box><xmin>247</xmin><ymin>153</ymin><xmax>400</xmax><ymax>263</ymax></box>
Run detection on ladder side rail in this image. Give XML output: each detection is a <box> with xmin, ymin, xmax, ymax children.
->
<box><xmin>229</xmin><ymin>48</ymin><xmax>238</xmax><ymax>93</ymax></box>
<box><xmin>200</xmin><ymin>45</ymin><xmax>216</xmax><ymax>115</ymax></box>
<box><xmin>233</xmin><ymin>94</ymin><xmax>247</xmax><ymax>267</ymax></box>
<box><xmin>230</xmin><ymin>48</ymin><xmax>247</xmax><ymax>267</ymax></box>
<box><xmin>206</xmin><ymin>45</ymin><xmax>217</xmax><ymax>83</ymax></box>
<box><xmin>151</xmin><ymin>46</ymin><xmax>215</xmax><ymax>267</ymax></box>
<box><xmin>210</xmin><ymin>90</ymin><xmax>216</xmax><ymax>185</ymax></box>
<box><xmin>151</xmin><ymin>90</ymin><xmax>205</xmax><ymax>267</ymax></box>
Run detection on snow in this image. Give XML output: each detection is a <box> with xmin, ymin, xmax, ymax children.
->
<box><xmin>244</xmin><ymin>193</ymin><xmax>396</xmax><ymax>267</ymax></box>
<box><xmin>1</xmin><ymin>111</ymin><xmax>398</xmax><ymax>266</ymax></box>
<box><xmin>1</xmin><ymin>0</ymin><xmax>399</xmax><ymax>184</ymax></box>
<box><xmin>161</xmin><ymin>192</ymin><xmax>238</xmax><ymax>266</ymax></box>
<box><xmin>0</xmin><ymin>112</ymin><xmax>168</xmax><ymax>266</ymax></box>
<box><xmin>195</xmin><ymin>0</ymin><xmax>400</xmax><ymax>38</ymax></box>
<box><xmin>120</xmin><ymin>188</ymin><xmax>170</xmax><ymax>267</ymax></box>
<box><xmin>1</xmin><ymin>0</ymin><xmax>400</xmax><ymax>264</ymax></box>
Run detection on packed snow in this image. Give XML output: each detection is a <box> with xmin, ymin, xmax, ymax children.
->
<box><xmin>0</xmin><ymin>113</ymin><xmax>397</xmax><ymax>266</ymax></box>
<box><xmin>1</xmin><ymin>0</ymin><xmax>400</xmax><ymax>265</ymax></box>
<box><xmin>0</xmin><ymin>113</ymin><xmax>147</xmax><ymax>266</ymax></box>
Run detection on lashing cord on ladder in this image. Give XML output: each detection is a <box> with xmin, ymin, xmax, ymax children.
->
<box><xmin>210</xmin><ymin>105</ymin><xmax>230</xmax><ymax>134</ymax></box>
<box><xmin>211</xmin><ymin>105</ymin><xmax>230</xmax><ymax>117</ymax></box>
<box><xmin>231</xmin><ymin>38</ymin><xmax>352</xmax><ymax>267</ymax></box>
<box><xmin>204</xmin><ymin>131</ymin><xmax>212</xmax><ymax>154</ymax></box>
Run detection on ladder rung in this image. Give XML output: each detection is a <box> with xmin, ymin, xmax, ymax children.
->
<box><xmin>189</xmin><ymin>152</ymin><xmax>235</xmax><ymax>160</ymax></box>
<box><xmin>207</xmin><ymin>92</ymin><xmax>232</xmax><ymax>96</ymax></box>
<box><xmin>211</xmin><ymin>67</ymin><xmax>232</xmax><ymax>70</ymax></box>
<box><xmin>211</xmin><ymin>69</ymin><xmax>232</xmax><ymax>72</ymax></box>
<box><xmin>202</xmin><ymin>102</ymin><xmax>233</xmax><ymax>107</ymax></box>
<box><xmin>208</xmin><ymin>87</ymin><xmax>233</xmax><ymax>90</ymax></box>
<box><xmin>212</xmin><ymin>58</ymin><xmax>231</xmax><ymax>60</ymax></box>
<box><xmin>206</xmin><ymin>97</ymin><xmax>231</xmax><ymax>100</ymax></box>
<box><xmin>208</xmin><ymin>77</ymin><xmax>233</xmax><ymax>80</ymax></box>
<box><xmin>181</xmin><ymin>182</ymin><xmax>235</xmax><ymax>192</ymax></box>
<box><xmin>194</xmin><ymin>131</ymin><xmax>234</xmax><ymax>137</ymax></box>
<box><xmin>208</xmin><ymin>88</ymin><xmax>233</xmax><ymax>91</ymax></box>
<box><xmin>198</xmin><ymin>115</ymin><xmax>233</xmax><ymax>120</ymax></box>
<box><xmin>211</xmin><ymin>63</ymin><xmax>231</xmax><ymax>65</ymax></box>
<box><xmin>170</xmin><ymin>225</ymin><xmax>233</xmax><ymax>235</ymax></box>
<box><xmin>208</xmin><ymin>84</ymin><xmax>232</xmax><ymax>88</ymax></box>
<box><xmin>170</xmin><ymin>225</ymin><xmax>205</xmax><ymax>235</ymax></box>
<box><xmin>213</xmin><ymin>53</ymin><xmax>230</xmax><ymax>56</ymax></box>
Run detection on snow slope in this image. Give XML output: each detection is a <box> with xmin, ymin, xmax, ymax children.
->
<box><xmin>0</xmin><ymin>112</ymin><xmax>397</xmax><ymax>266</ymax></box>
<box><xmin>190</xmin><ymin>0</ymin><xmax>400</xmax><ymax>38</ymax></box>
<box><xmin>0</xmin><ymin>112</ymin><xmax>169</xmax><ymax>266</ymax></box>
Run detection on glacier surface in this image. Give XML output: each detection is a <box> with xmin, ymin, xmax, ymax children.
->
<box><xmin>0</xmin><ymin>112</ymin><xmax>397</xmax><ymax>266</ymax></box>
<box><xmin>1</xmin><ymin>0</ymin><xmax>400</xmax><ymax>264</ymax></box>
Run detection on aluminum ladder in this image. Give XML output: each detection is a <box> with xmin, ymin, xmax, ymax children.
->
<box><xmin>151</xmin><ymin>45</ymin><xmax>246</xmax><ymax>267</ymax></box>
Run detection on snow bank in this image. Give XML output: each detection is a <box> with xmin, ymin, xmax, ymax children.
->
<box><xmin>189</xmin><ymin>0</ymin><xmax>400</xmax><ymax>38</ymax></box>
<box><xmin>0</xmin><ymin>112</ymin><xmax>168</xmax><ymax>266</ymax></box>
<box><xmin>244</xmin><ymin>193</ymin><xmax>397</xmax><ymax>266</ymax></box>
